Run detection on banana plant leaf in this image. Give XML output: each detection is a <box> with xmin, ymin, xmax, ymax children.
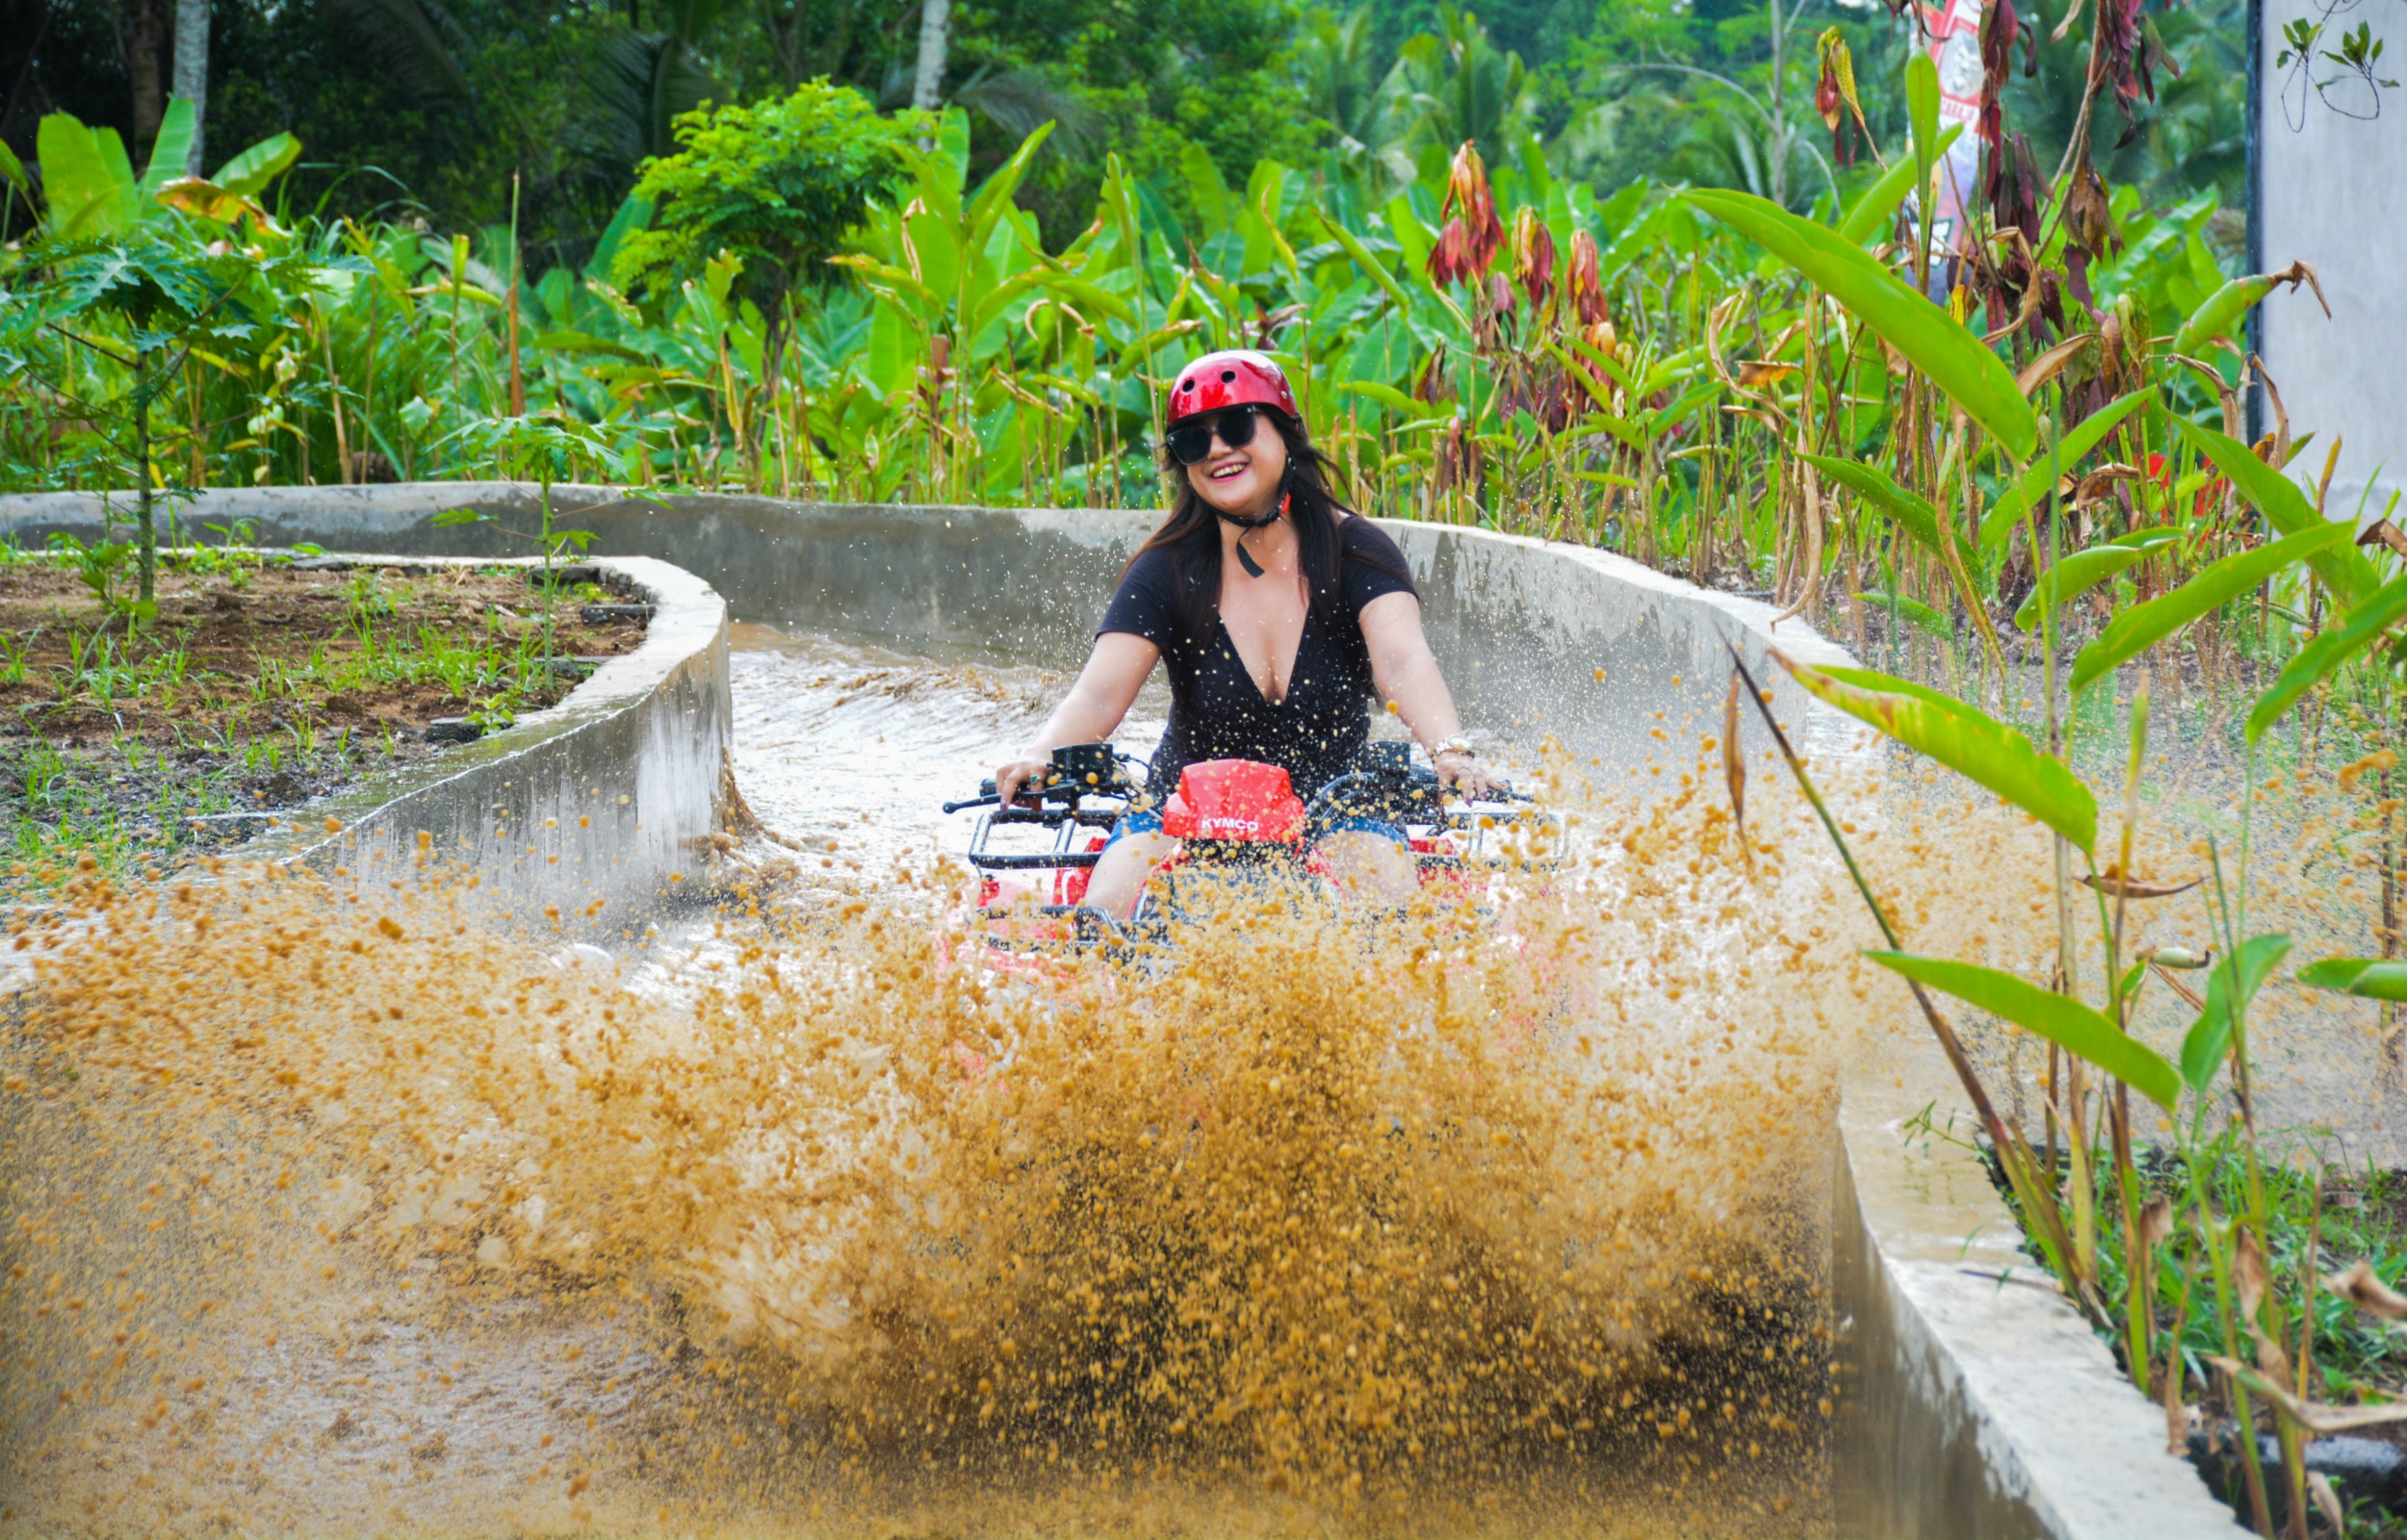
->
<box><xmin>139</xmin><ymin>99</ymin><xmax>197</xmax><ymax>196</ymax></box>
<box><xmin>212</xmin><ymin>133</ymin><xmax>301</xmax><ymax>198</ymax></box>
<box><xmin>2247</xmin><ymin>575</ymin><xmax>2407</xmax><ymax>742</ymax></box>
<box><xmin>1867</xmin><ymin>952</ymin><xmax>2184</xmax><ymax>1111</ymax></box>
<box><xmin>38</xmin><ymin>113</ymin><xmax>142</xmax><ymax>237</ymax></box>
<box><xmin>2068</xmin><ymin>520</ymin><xmax>2355</xmax><ymax>692</ymax></box>
<box><xmin>1776</xmin><ymin>653</ymin><xmax>2098</xmax><ymax>854</ymax></box>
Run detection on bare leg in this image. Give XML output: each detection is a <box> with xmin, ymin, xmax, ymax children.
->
<box><xmin>1083</xmin><ymin>832</ymin><xmax>1178</xmax><ymax>917</ymax></box>
<box><xmin>1315</xmin><ymin>831</ymin><xmax>1417</xmax><ymax>904</ymax></box>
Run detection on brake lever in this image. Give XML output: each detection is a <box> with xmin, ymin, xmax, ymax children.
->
<box><xmin>945</xmin><ymin>776</ymin><xmax>1081</xmax><ymax>816</ymax></box>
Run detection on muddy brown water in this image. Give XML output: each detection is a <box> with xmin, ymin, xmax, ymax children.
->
<box><xmin>1</xmin><ymin>625</ymin><xmax>1862</xmax><ymax>1537</ymax></box>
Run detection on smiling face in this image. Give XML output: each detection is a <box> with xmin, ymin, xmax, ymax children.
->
<box><xmin>1184</xmin><ymin>409</ymin><xmax>1289</xmax><ymax>519</ymax></box>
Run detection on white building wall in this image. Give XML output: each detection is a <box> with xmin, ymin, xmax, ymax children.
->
<box><xmin>2258</xmin><ymin>0</ymin><xmax>2407</xmax><ymax>524</ymax></box>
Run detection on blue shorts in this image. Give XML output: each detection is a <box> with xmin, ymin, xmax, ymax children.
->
<box><xmin>1104</xmin><ymin>808</ymin><xmax>1408</xmax><ymax>849</ymax></box>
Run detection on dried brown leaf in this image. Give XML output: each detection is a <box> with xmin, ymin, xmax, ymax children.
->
<box><xmin>2139</xmin><ymin>1195</ymin><xmax>2174</xmax><ymax>1251</ymax></box>
<box><xmin>2309</xmin><ymin>1472</ymin><xmax>2344</xmax><ymax>1531</ymax></box>
<box><xmin>2070</xmin><ymin>463</ymin><xmax>2143</xmax><ymax>509</ymax></box>
<box><xmin>2325</xmin><ymin>1258</ymin><xmax>2407</xmax><ymax>1322</ymax></box>
<box><xmin>2357</xmin><ymin>517</ymin><xmax>2407</xmax><ymax>557</ymax></box>
<box><xmin>2076</xmin><ymin>872</ymin><xmax>2204</xmax><ymax>900</ymax></box>
<box><xmin>2236</xmin><ymin>1227</ymin><xmax>2269</xmax><ymax>1320</ymax></box>
<box><xmin>2015</xmin><ymin>331</ymin><xmax>2098</xmax><ymax>399</ymax></box>
<box><xmin>2208</xmin><ymin>1356</ymin><xmax>2407</xmax><ymax>1434</ymax></box>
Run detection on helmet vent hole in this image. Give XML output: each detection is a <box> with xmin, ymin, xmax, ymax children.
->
<box><xmin>1220</xmin><ymin>370</ymin><xmax>1236</xmax><ymax>382</ymax></box>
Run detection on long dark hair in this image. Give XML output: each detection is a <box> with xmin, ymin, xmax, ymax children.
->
<box><xmin>1127</xmin><ymin>410</ymin><xmax>1415</xmax><ymax>649</ymax></box>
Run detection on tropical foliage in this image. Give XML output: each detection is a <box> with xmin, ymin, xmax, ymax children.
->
<box><xmin>4</xmin><ymin>6</ymin><xmax>2406</xmax><ymax>1527</ymax></box>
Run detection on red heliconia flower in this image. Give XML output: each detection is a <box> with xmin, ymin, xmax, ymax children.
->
<box><xmin>1511</xmin><ymin>206</ymin><xmax>1557</xmax><ymax>313</ymax></box>
<box><xmin>1427</xmin><ymin>218</ymin><xmax>1472</xmax><ymax>287</ymax></box>
<box><xmin>1441</xmin><ymin>141</ymin><xmax>1505</xmax><ymax>278</ymax></box>
<box><xmin>1566</xmin><ymin>229</ymin><xmax>1608</xmax><ymax>328</ymax></box>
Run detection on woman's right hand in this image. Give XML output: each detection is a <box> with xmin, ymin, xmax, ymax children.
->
<box><xmin>994</xmin><ymin>756</ymin><xmax>1050</xmax><ymax>807</ymax></box>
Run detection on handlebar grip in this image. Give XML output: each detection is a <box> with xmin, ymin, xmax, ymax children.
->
<box><xmin>946</xmin><ymin>776</ymin><xmax>1049</xmax><ymax>815</ymax></box>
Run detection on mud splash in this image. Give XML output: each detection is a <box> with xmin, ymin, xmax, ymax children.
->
<box><xmin>0</xmin><ymin>639</ymin><xmax>1865</xmax><ymax>1537</ymax></box>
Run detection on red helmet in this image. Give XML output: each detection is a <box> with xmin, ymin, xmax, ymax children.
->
<box><xmin>1167</xmin><ymin>349</ymin><xmax>1297</xmax><ymax>426</ymax></box>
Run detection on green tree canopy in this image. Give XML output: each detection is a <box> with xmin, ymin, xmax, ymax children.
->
<box><xmin>612</xmin><ymin>81</ymin><xmax>923</xmax><ymax>315</ymax></box>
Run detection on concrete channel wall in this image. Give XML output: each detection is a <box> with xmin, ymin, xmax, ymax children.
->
<box><xmin>231</xmin><ymin>552</ymin><xmax>731</xmax><ymax>932</ymax></box>
<box><xmin>0</xmin><ymin>483</ymin><xmax>2242</xmax><ymax>1536</ymax></box>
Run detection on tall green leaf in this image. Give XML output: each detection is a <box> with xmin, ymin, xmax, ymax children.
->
<box><xmin>1181</xmin><ymin>141</ymin><xmax>1233</xmax><ymax>238</ymax></box>
<box><xmin>2247</xmin><ymin>575</ymin><xmax>2407</xmax><ymax>741</ymax></box>
<box><xmin>584</xmin><ymin>192</ymin><xmax>654</xmax><ymax>283</ymax></box>
<box><xmin>1777</xmin><ymin>653</ymin><xmax>2099</xmax><ymax>853</ymax></box>
<box><xmin>1854</xmin><ymin>590</ymin><xmax>1953</xmax><ymax>639</ymax></box>
<box><xmin>140</xmin><ymin>98</ymin><xmax>197</xmax><ymax>196</ymax></box>
<box><xmin>1799</xmin><ymin>452</ymin><xmax>1950</xmax><ymax>559</ymax></box>
<box><xmin>1317</xmin><ymin>210</ymin><xmax>1417</xmax><ymax>317</ymax></box>
<box><xmin>2012</xmin><ymin>533</ymin><xmax>2179</xmax><ymax>629</ymax></box>
<box><xmin>2174</xmin><ymin>269</ymin><xmax>2319</xmax><ymax>357</ymax></box>
<box><xmin>2181</xmin><ymin>935</ymin><xmax>2293</xmax><ymax>1092</ymax></box>
<box><xmin>2068</xmin><ymin>520</ymin><xmax>2355</xmax><ymax>692</ymax></box>
<box><xmin>963</xmin><ymin>123</ymin><xmax>1054</xmax><ymax>279</ymax></box>
<box><xmin>2176</xmin><ymin>418</ymin><xmax>2382</xmax><ymax>605</ymax></box>
<box><xmin>1978</xmin><ymin>387</ymin><xmax>2157</xmax><ymax>552</ymax></box>
<box><xmin>1866</xmin><ymin>952</ymin><xmax>2184</xmax><ymax>1110</ymax></box>
<box><xmin>1838</xmin><ymin>123</ymin><xmax>1960</xmax><ymax>246</ymax></box>
<box><xmin>1906</xmin><ymin>54</ymin><xmax>1939</xmax><ymax>227</ymax></box>
<box><xmin>1685</xmin><ymin>188</ymin><xmax>2036</xmax><ymax>460</ymax></box>
<box><xmin>2297</xmin><ymin>959</ymin><xmax>2407</xmax><ymax>1003</ymax></box>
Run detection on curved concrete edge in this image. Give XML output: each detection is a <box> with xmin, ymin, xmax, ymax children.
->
<box><xmin>0</xmin><ymin>547</ymin><xmax>729</xmax><ymax>958</ymax></box>
<box><xmin>1833</xmin><ymin>1041</ymin><xmax>2250</xmax><ymax>1538</ymax></box>
<box><xmin>240</xmin><ymin>552</ymin><xmax>731</xmax><ymax>931</ymax></box>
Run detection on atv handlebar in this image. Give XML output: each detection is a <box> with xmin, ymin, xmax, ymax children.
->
<box><xmin>946</xmin><ymin>759</ymin><xmax>1524</xmax><ymax>821</ymax></box>
<box><xmin>943</xmin><ymin>777</ymin><xmax>1130</xmax><ymax>816</ymax></box>
<box><xmin>1301</xmin><ymin>767</ymin><xmax>1525</xmax><ymax>832</ymax></box>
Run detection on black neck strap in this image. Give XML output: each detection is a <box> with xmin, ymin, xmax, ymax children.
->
<box><xmin>1221</xmin><ymin>492</ymin><xmax>1291</xmax><ymax>578</ymax></box>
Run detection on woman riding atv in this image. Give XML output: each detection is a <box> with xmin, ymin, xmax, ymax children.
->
<box><xmin>993</xmin><ymin>349</ymin><xmax>1500</xmax><ymax>917</ymax></box>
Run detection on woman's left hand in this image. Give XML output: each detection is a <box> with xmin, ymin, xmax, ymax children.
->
<box><xmin>1435</xmin><ymin>749</ymin><xmax>1503</xmax><ymax>799</ymax></box>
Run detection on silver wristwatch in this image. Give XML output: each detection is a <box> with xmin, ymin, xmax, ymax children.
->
<box><xmin>1434</xmin><ymin>734</ymin><xmax>1476</xmax><ymax>758</ymax></box>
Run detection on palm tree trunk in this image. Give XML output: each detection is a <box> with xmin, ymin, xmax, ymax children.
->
<box><xmin>172</xmin><ymin>0</ymin><xmax>209</xmax><ymax>174</ymax></box>
<box><xmin>912</xmin><ymin>0</ymin><xmax>950</xmax><ymax>112</ymax></box>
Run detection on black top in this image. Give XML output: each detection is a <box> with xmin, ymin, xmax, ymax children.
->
<box><xmin>1099</xmin><ymin>515</ymin><xmax>1419</xmax><ymax>804</ymax></box>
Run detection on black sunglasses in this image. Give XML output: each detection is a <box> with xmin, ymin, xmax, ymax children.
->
<box><xmin>1165</xmin><ymin>404</ymin><xmax>1263</xmax><ymax>466</ymax></box>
